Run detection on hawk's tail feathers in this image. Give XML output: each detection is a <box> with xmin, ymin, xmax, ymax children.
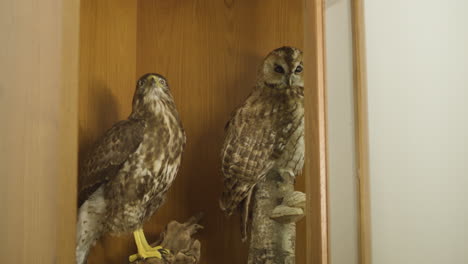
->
<box><xmin>76</xmin><ymin>187</ymin><xmax>106</xmax><ymax>264</ymax></box>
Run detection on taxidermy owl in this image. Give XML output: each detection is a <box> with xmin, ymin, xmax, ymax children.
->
<box><xmin>76</xmin><ymin>73</ymin><xmax>186</xmax><ymax>264</ymax></box>
<box><xmin>219</xmin><ymin>47</ymin><xmax>304</xmax><ymax>240</ymax></box>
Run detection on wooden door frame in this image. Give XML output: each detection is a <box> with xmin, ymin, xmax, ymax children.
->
<box><xmin>305</xmin><ymin>1</ymin><xmax>372</xmax><ymax>264</ymax></box>
<box><xmin>304</xmin><ymin>0</ymin><xmax>328</xmax><ymax>263</ymax></box>
<box><xmin>351</xmin><ymin>0</ymin><xmax>371</xmax><ymax>264</ymax></box>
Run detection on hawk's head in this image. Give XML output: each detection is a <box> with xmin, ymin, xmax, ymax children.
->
<box><xmin>132</xmin><ymin>73</ymin><xmax>172</xmax><ymax>116</ymax></box>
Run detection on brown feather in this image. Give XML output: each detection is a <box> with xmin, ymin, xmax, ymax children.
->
<box><xmin>219</xmin><ymin>47</ymin><xmax>305</xmax><ymax>241</ymax></box>
<box><xmin>78</xmin><ymin>119</ymin><xmax>146</xmax><ymax>206</ymax></box>
<box><xmin>76</xmin><ymin>73</ymin><xmax>186</xmax><ymax>264</ymax></box>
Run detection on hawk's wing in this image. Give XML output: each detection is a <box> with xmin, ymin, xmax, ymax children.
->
<box><xmin>219</xmin><ymin>105</ymin><xmax>279</xmax><ymax>216</ymax></box>
<box><xmin>78</xmin><ymin>119</ymin><xmax>146</xmax><ymax>206</ymax></box>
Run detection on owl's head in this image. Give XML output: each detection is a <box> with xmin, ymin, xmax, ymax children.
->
<box><xmin>259</xmin><ymin>46</ymin><xmax>304</xmax><ymax>89</ymax></box>
<box><xmin>132</xmin><ymin>73</ymin><xmax>172</xmax><ymax>113</ymax></box>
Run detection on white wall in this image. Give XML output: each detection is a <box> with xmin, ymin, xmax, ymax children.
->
<box><xmin>326</xmin><ymin>1</ymin><xmax>359</xmax><ymax>264</ymax></box>
<box><xmin>364</xmin><ymin>1</ymin><xmax>468</xmax><ymax>263</ymax></box>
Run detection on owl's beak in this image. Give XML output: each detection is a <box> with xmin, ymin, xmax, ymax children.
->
<box><xmin>288</xmin><ymin>75</ymin><xmax>293</xmax><ymax>86</ymax></box>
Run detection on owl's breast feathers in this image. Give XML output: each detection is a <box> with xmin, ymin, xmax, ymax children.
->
<box><xmin>220</xmin><ymin>86</ymin><xmax>303</xmax><ymax>215</ymax></box>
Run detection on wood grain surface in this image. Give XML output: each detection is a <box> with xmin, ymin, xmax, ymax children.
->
<box><xmin>0</xmin><ymin>0</ymin><xmax>79</xmax><ymax>263</ymax></box>
<box><xmin>304</xmin><ymin>0</ymin><xmax>329</xmax><ymax>263</ymax></box>
<box><xmin>79</xmin><ymin>0</ymin><xmax>139</xmax><ymax>263</ymax></box>
<box><xmin>79</xmin><ymin>0</ymin><xmax>315</xmax><ymax>263</ymax></box>
<box><xmin>351</xmin><ymin>0</ymin><xmax>371</xmax><ymax>263</ymax></box>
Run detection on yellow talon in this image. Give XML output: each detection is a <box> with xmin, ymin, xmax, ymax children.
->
<box><xmin>129</xmin><ymin>228</ymin><xmax>170</xmax><ymax>262</ymax></box>
<box><xmin>158</xmin><ymin>247</ymin><xmax>170</xmax><ymax>256</ymax></box>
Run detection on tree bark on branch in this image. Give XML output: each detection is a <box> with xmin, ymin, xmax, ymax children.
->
<box><xmin>248</xmin><ymin>170</ymin><xmax>306</xmax><ymax>264</ymax></box>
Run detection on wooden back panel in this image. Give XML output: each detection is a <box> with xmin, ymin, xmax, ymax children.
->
<box><xmin>79</xmin><ymin>0</ymin><xmax>139</xmax><ymax>262</ymax></box>
<box><xmin>137</xmin><ymin>1</ymin><xmax>305</xmax><ymax>263</ymax></box>
<box><xmin>79</xmin><ymin>0</ymin><xmax>312</xmax><ymax>263</ymax></box>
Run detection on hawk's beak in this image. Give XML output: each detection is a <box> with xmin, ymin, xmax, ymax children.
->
<box><xmin>288</xmin><ymin>75</ymin><xmax>293</xmax><ymax>86</ymax></box>
<box><xmin>149</xmin><ymin>76</ymin><xmax>157</xmax><ymax>86</ymax></box>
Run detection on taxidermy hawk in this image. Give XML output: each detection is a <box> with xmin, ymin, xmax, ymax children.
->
<box><xmin>76</xmin><ymin>73</ymin><xmax>186</xmax><ymax>264</ymax></box>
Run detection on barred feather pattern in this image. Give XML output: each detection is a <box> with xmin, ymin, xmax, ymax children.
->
<box><xmin>219</xmin><ymin>86</ymin><xmax>304</xmax><ymax>216</ymax></box>
<box><xmin>219</xmin><ymin>47</ymin><xmax>305</xmax><ymax>241</ymax></box>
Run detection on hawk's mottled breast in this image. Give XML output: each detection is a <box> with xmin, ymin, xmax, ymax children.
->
<box><xmin>105</xmin><ymin>99</ymin><xmax>186</xmax><ymax>233</ymax></box>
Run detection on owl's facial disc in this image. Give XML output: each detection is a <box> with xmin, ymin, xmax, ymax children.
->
<box><xmin>261</xmin><ymin>47</ymin><xmax>304</xmax><ymax>89</ymax></box>
<box><xmin>263</xmin><ymin>57</ymin><xmax>293</xmax><ymax>88</ymax></box>
<box><xmin>289</xmin><ymin>62</ymin><xmax>304</xmax><ymax>87</ymax></box>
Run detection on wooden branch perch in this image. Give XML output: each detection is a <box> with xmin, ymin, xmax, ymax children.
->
<box><xmin>130</xmin><ymin>214</ymin><xmax>203</xmax><ymax>264</ymax></box>
<box><xmin>248</xmin><ymin>170</ymin><xmax>306</xmax><ymax>264</ymax></box>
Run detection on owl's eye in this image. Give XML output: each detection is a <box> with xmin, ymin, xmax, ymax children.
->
<box><xmin>295</xmin><ymin>65</ymin><xmax>303</xmax><ymax>73</ymax></box>
<box><xmin>137</xmin><ymin>79</ymin><xmax>146</xmax><ymax>87</ymax></box>
<box><xmin>159</xmin><ymin>79</ymin><xmax>166</xmax><ymax>85</ymax></box>
<box><xmin>274</xmin><ymin>65</ymin><xmax>285</xmax><ymax>74</ymax></box>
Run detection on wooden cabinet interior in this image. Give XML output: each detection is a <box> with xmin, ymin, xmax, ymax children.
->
<box><xmin>79</xmin><ymin>0</ymin><xmax>323</xmax><ymax>263</ymax></box>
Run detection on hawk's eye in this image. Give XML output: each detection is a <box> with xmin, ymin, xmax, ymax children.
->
<box><xmin>159</xmin><ymin>79</ymin><xmax>166</xmax><ymax>86</ymax></box>
<box><xmin>295</xmin><ymin>65</ymin><xmax>303</xmax><ymax>73</ymax></box>
<box><xmin>137</xmin><ymin>79</ymin><xmax>146</xmax><ymax>87</ymax></box>
<box><xmin>274</xmin><ymin>65</ymin><xmax>285</xmax><ymax>74</ymax></box>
